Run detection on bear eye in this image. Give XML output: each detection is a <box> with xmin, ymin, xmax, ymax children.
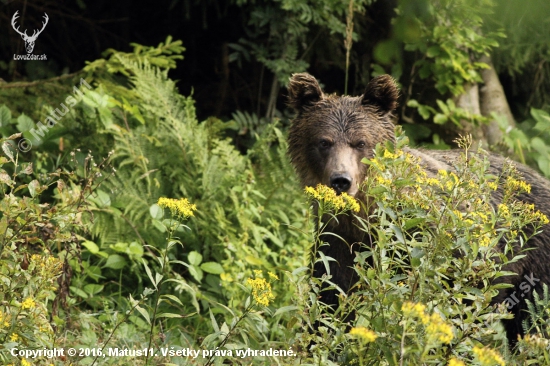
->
<box><xmin>319</xmin><ymin>139</ymin><xmax>332</xmax><ymax>149</ymax></box>
<box><xmin>355</xmin><ymin>141</ymin><xmax>366</xmax><ymax>149</ymax></box>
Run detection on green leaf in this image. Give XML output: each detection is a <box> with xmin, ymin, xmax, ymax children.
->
<box><xmin>209</xmin><ymin>309</ymin><xmax>219</xmax><ymax>333</ymax></box>
<box><xmin>434</xmin><ymin>114</ymin><xmax>448</xmax><ymax>124</ymax></box>
<box><xmin>142</xmin><ymin>259</ymin><xmax>157</xmax><ymax>289</ymax></box>
<box><xmin>156</xmin><ymin>313</ymin><xmax>184</xmax><ymax>319</ymax></box>
<box><xmin>536</xmin><ymin>155</ymin><xmax>550</xmax><ymax>177</ymax></box>
<box><xmin>149</xmin><ymin>204</ymin><xmax>164</xmax><ymax>219</ymax></box>
<box><xmin>104</xmin><ymin>254</ymin><xmax>127</xmax><ymax>270</ymax></box>
<box><xmin>418</xmin><ymin>105</ymin><xmax>431</xmax><ymax>120</ymax></box>
<box><xmin>390</xmin><ymin>224</ymin><xmax>405</xmax><ymax>244</ymax></box>
<box><xmin>406</xmin><ymin>99</ymin><xmax>419</xmax><ymax>108</ymax></box>
<box><xmin>436</xmin><ymin>100</ymin><xmax>450</xmax><ymax>114</ymax></box>
<box><xmin>188</xmin><ymin>265</ymin><xmax>203</xmax><ymax>282</ymax></box>
<box><xmin>89</xmin><ymin>190</ymin><xmax>111</xmax><ymax>207</ymax></box>
<box><xmin>2</xmin><ymin>142</ymin><xmax>14</xmax><ymax>162</ymax></box>
<box><xmin>531</xmin><ymin>137</ymin><xmax>548</xmax><ymax>156</ymax></box>
<box><xmin>403</xmin><ymin>218</ymin><xmax>425</xmax><ymax>230</ymax></box>
<box><xmin>273</xmin><ymin>305</ymin><xmax>299</xmax><ymax>317</ymax></box>
<box><xmin>244</xmin><ymin>255</ymin><xmax>264</xmax><ymax>266</ymax></box>
<box><xmin>160</xmin><ymin>294</ymin><xmax>184</xmax><ymax>306</ymax></box>
<box><xmin>426</xmin><ymin>46</ymin><xmax>440</xmax><ymax>57</ymax></box>
<box><xmin>28</xmin><ymin>180</ymin><xmax>40</xmax><ymax>198</ymax></box>
<box><xmin>83</xmin><ymin>284</ymin><xmax>104</xmax><ymax>295</ymax></box>
<box><xmin>152</xmin><ymin>219</ymin><xmax>166</xmax><ymax>232</ymax></box>
<box><xmin>0</xmin><ymin>105</ymin><xmax>12</xmax><ymax>127</ymax></box>
<box><xmin>200</xmin><ymin>262</ymin><xmax>224</xmax><ymax>275</ymax></box>
<box><xmin>82</xmin><ymin>240</ymin><xmax>100</xmax><ymax>254</ymax></box>
<box><xmin>531</xmin><ymin>108</ymin><xmax>550</xmax><ymax>131</ymax></box>
<box><xmin>188</xmin><ymin>251</ymin><xmax>202</xmax><ymax>266</ymax></box>
<box><xmin>128</xmin><ymin>241</ymin><xmax>144</xmax><ymax>259</ymax></box>
<box><xmin>135</xmin><ymin>305</ymin><xmax>151</xmax><ymax>325</ymax></box>
<box><xmin>16</xmin><ymin>114</ymin><xmax>34</xmax><ymax>132</ymax></box>
<box><xmin>70</xmin><ymin>286</ymin><xmax>88</xmax><ymax>299</ymax></box>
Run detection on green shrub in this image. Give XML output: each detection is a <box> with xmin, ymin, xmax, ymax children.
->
<box><xmin>293</xmin><ymin>131</ymin><xmax>550</xmax><ymax>365</ymax></box>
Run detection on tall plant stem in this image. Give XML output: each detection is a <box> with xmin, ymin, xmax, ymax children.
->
<box><xmin>344</xmin><ymin>0</ymin><xmax>355</xmax><ymax>95</ymax></box>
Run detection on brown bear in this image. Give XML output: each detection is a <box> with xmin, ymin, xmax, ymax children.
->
<box><xmin>287</xmin><ymin>72</ymin><xmax>550</xmax><ymax>347</ymax></box>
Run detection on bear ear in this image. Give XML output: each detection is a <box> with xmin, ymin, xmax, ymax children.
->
<box><xmin>287</xmin><ymin>73</ymin><xmax>324</xmax><ymax>111</ymax></box>
<box><xmin>361</xmin><ymin>75</ymin><xmax>399</xmax><ymax>113</ymax></box>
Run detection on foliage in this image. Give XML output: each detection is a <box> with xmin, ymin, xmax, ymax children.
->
<box><xmin>396</xmin><ymin>0</ymin><xmax>504</xmax><ymax>129</ymax></box>
<box><xmin>230</xmin><ymin>0</ymin><xmax>374</xmax><ymax>86</ymax></box>
<box><xmin>0</xmin><ymin>134</ymin><xmax>109</xmax><ymax>364</ymax></box>
<box><xmin>490</xmin><ymin>0</ymin><xmax>550</xmax><ymax>113</ymax></box>
<box><xmin>296</xmin><ymin>131</ymin><xmax>550</xmax><ymax>364</ymax></box>
<box><xmin>496</xmin><ymin>108</ymin><xmax>550</xmax><ymax>178</ymax></box>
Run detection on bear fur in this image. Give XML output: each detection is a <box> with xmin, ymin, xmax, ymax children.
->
<box><xmin>287</xmin><ymin>72</ymin><xmax>550</xmax><ymax>346</ymax></box>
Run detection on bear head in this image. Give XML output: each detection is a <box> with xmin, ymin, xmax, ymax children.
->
<box><xmin>287</xmin><ymin>73</ymin><xmax>399</xmax><ymax>197</ymax></box>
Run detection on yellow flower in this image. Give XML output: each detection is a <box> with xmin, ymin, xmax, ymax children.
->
<box><xmin>383</xmin><ymin>150</ymin><xmax>402</xmax><ymax>160</ymax></box>
<box><xmin>304</xmin><ymin>184</ymin><xmax>360</xmax><ymax>212</ymax></box>
<box><xmin>487</xmin><ymin>181</ymin><xmax>498</xmax><ymax>191</ymax></box>
<box><xmin>157</xmin><ymin>197</ymin><xmax>197</xmax><ymax>219</ymax></box>
<box><xmin>375</xmin><ymin>175</ymin><xmax>392</xmax><ymax>186</ymax></box>
<box><xmin>505</xmin><ymin>176</ymin><xmax>531</xmax><ymax>194</ymax></box>
<box><xmin>402</xmin><ymin>301</ymin><xmax>427</xmax><ymax>321</ymax></box>
<box><xmin>268</xmin><ymin>271</ymin><xmax>279</xmax><ymax>280</ymax></box>
<box><xmin>402</xmin><ymin>302</ymin><xmax>454</xmax><ymax>344</ymax></box>
<box><xmin>246</xmin><ymin>275</ymin><xmax>275</xmax><ymax>307</ymax></box>
<box><xmin>21</xmin><ymin>358</ymin><xmax>31</xmax><ymax>366</ymax></box>
<box><xmin>473</xmin><ymin>346</ymin><xmax>505</xmax><ymax>366</ymax></box>
<box><xmin>497</xmin><ymin>203</ymin><xmax>510</xmax><ymax>218</ymax></box>
<box><xmin>425</xmin><ymin>313</ymin><xmax>454</xmax><ymax>344</ymax></box>
<box><xmin>21</xmin><ymin>297</ymin><xmax>36</xmax><ymax>310</ymax></box>
<box><xmin>10</xmin><ymin>333</ymin><xmax>19</xmax><ymax>342</ymax></box>
<box><xmin>220</xmin><ymin>272</ymin><xmax>233</xmax><ymax>282</ymax></box>
<box><xmin>349</xmin><ymin>326</ymin><xmax>377</xmax><ymax>342</ymax></box>
<box><xmin>521</xmin><ymin>203</ymin><xmax>550</xmax><ymax>225</ymax></box>
<box><xmin>369</xmin><ymin>157</ymin><xmax>386</xmax><ymax>171</ymax></box>
<box><xmin>448</xmin><ymin>358</ymin><xmax>465</xmax><ymax>366</ymax></box>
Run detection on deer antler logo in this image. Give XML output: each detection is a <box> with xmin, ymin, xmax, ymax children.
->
<box><xmin>11</xmin><ymin>11</ymin><xmax>49</xmax><ymax>54</ymax></box>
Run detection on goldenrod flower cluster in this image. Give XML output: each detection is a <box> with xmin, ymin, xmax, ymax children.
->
<box><xmin>246</xmin><ymin>270</ymin><xmax>276</xmax><ymax>307</ymax></box>
<box><xmin>349</xmin><ymin>326</ymin><xmax>377</xmax><ymax>343</ymax></box>
<box><xmin>0</xmin><ymin>311</ymin><xmax>10</xmax><ymax>328</ymax></box>
<box><xmin>522</xmin><ymin>203</ymin><xmax>550</xmax><ymax>225</ymax></box>
<box><xmin>472</xmin><ymin>346</ymin><xmax>505</xmax><ymax>366</ymax></box>
<box><xmin>505</xmin><ymin>176</ymin><xmax>532</xmax><ymax>194</ymax></box>
<box><xmin>304</xmin><ymin>184</ymin><xmax>360</xmax><ymax>213</ymax></box>
<box><xmin>375</xmin><ymin>176</ymin><xmax>392</xmax><ymax>186</ymax></box>
<box><xmin>498</xmin><ymin>201</ymin><xmax>549</xmax><ymax>227</ymax></box>
<box><xmin>487</xmin><ymin>181</ymin><xmax>498</xmax><ymax>191</ymax></box>
<box><xmin>401</xmin><ymin>302</ymin><xmax>454</xmax><ymax>344</ymax></box>
<box><xmin>447</xmin><ymin>358</ymin><xmax>466</xmax><ymax>366</ymax></box>
<box><xmin>21</xmin><ymin>297</ymin><xmax>36</xmax><ymax>310</ymax></box>
<box><xmin>157</xmin><ymin>197</ymin><xmax>197</xmax><ymax>219</ymax></box>
<box><xmin>383</xmin><ymin>150</ymin><xmax>403</xmax><ymax>160</ymax></box>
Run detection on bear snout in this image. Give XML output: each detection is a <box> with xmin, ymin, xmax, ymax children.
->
<box><xmin>330</xmin><ymin>173</ymin><xmax>352</xmax><ymax>194</ymax></box>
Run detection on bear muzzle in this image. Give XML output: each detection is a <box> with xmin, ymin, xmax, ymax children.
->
<box><xmin>330</xmin><ymin>173</ymin><xmax>353</xmax><ymax>195</ymax></box>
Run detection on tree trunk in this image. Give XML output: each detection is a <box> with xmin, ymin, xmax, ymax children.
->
<box><xmin>456</xmin><ymin>82</ymin><xmax>487</xmax><ymax>149</ymax></box>
<box><xmin>479</xmin><ymin>54</ymin><xmax>516</xmax><ymax>146</ymax></box>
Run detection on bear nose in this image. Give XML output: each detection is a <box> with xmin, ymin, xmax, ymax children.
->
<box><xmin>330</xmin><ymin>173</ymin><xmax>352</xmax><ymax>193</ymax></box>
